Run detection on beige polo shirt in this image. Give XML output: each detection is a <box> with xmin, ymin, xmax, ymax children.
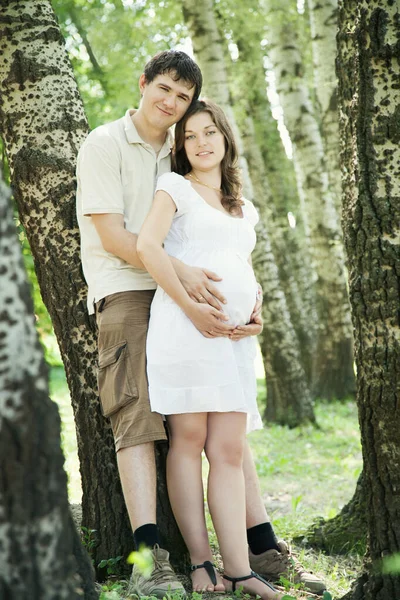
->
<box><xmin>76</xmin><ymin>109</ymin><xmax>173</xmax><ymax>314</ymax></box>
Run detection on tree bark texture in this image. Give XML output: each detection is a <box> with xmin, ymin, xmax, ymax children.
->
<box><xmin>307</xmin><ymin>0</ymin><xmax>342</xmax><ymax>209</ymax></box>
<box><xmin>182</xmin><ymin>0</ymin><xmax>315</xmax><ymax>426</ymax></box>
<box><xmin>0</xmin><ymin>179</ymin><xmax>97</xmax><ymax>599</ymax></box>
<box><xmin>0</xmin><ymin>0</ymin><xmax>186</xmax><ymax>573</ymax></box>
<box><xmin>240</xmin><ymin>116</ymin><xmax>315</xmax><ymax>425</ymax></box>
<box><xmin>265</xmin><ymin>0</ymin><xmax>355</xmax><ymax>400</ymax></box>
<box><xmin>253</xmin><ymin>221</ymin><xmax>315</xmax><ymax>426</ymax></box>
<box><xmin>181</xmin><ymin>0</ymin><xmax>253</xmax><ymax>197</ymax></box>
<box><xmin>337</xmin><ymin>1</ymin><xmax>400</xmax><ymax>598</ymax></box>
<box><xmin>229</xmin><ymin>5</ymin><xmax>319</xmax><ymax>388</ymax></box>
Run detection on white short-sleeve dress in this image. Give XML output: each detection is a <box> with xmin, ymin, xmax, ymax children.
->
<box><xmin>146</xmin><ymin>172</ymin><xmax>263</xmax><ymax>432</ymax></box>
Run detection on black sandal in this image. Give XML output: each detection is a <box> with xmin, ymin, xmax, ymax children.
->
<box><xmin>223</xmin><ymin>570</ymin><xmax>278</xmax><ymax>593</ymax></box>
<box><xmin>190</xmin><ymin>560</ymin><xmax>217</xmax><ymax>586</ymax></box>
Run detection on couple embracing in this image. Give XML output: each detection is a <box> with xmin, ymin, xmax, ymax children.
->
<box><xmin>77</xmin><ymin>50</ymin><xmax>325</xmax><ymax>599</ymax></box>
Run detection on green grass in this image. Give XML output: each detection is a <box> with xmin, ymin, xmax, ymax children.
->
<box><xmin>49</xmin><ymin>366</ymin><xmax>81</xmax><ymax>503</ymax></box>
<box><xmin>50</xmin><ymin>367</ymin><xmax>363</xmax><ymax>599</ymax></box>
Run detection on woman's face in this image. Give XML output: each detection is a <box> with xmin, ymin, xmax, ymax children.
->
<box><xmin>183</xmin><ymin>111</ymin><xmax>225</xmax><ymax>172</ymax></box>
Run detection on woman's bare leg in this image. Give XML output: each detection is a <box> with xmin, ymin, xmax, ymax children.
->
<box><xmin>205</xmin><ymin>413</ymin><xmax>282</xmax><ymax>600</ymax></box>
<box><xmin>167</xmin><ymin>413</ymin><xmax>224</xmax><ymax>592</ymax></box>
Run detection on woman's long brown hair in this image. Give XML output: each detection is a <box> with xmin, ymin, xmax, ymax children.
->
<box><xmin>172</xmin><ymin>99</ymin><xmax>243</xmax><ymax>215</ymax></box>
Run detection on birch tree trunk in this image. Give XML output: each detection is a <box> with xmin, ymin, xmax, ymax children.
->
<box><xmin>307</xmin><ymin>0</ymin><xmax>342</xmax><ymax>209</ymax></box>
<box><xmin>337</xmin><ymin>2</ymin><xmax>400</xmax><ymax>598</ymax></box>
<box><xmin>0</xmin><ymin>0</ymin><xmax>185</xmax><ymax>573</ymax></box>
<box><xmin>0</xmin><ymin>179</ymin><xmax>97</xmax><ymax>600</ymax></box>
<box><xmin>228</xmin><ymin>3</ymin><xmax>318</xmax><ymax>387</ymax></box>
<box><xmin>265</xmin><ymin>0</ymin><xmax>355</xmax><ymax>400</ymax></box>
<box><xmin>181</xmin><ymin>0</ymin><xmax>315</xmax><ymax>425</ymax></box>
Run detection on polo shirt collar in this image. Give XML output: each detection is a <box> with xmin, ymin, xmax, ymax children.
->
<box><xmin>124</xmin><ymin>109</ymin><xmax>174</xmax><ymax>154</ymax></box>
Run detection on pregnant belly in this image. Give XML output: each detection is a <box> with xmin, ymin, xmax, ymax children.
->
<box><xmin>187</xmin><ymin>251</ymin><xmax>258</xmax><ymax>327</ymax></box>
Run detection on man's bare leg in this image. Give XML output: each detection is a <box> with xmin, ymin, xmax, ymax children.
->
<box><xmin>243</xmin><ymin>441</ymin><xmax>280</xmax><ymax>552</ymax></box>
<box><xmin>117</xmin><ymin>441</ymin><xmax>157</xmax><ymax>530</ymax></box>
<box><xmin>243</xmin><ymin>441</ymin><xmax>271</xmax><ymax>528</ymax></box>
<box><xmin>243</xmin><ymin>440</ymin><xmax>326</xmax><ymax>594</ymax></box>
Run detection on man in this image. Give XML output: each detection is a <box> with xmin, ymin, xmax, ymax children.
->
<box><xmin>76</xmin><ymin>50</ymin><xmax>325</xmax><ymax>596</ymax></box>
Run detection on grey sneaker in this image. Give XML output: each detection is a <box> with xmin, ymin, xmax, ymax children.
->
<box><xmin>127</xmin><ymin>545</ymin><xmax>186</xmax><ymax>598</ymax></box>
<box><xmin>249</xmin><ymin>540</ymin><xmax>326</xmax><ymax>595</ymax></box>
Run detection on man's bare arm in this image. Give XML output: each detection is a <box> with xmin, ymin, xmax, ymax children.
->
<box><xmin>91</xmin><ymin>213</ymin><xmax>144</xmax><ymax>269</ymax></box>
<box><xmin>91</xmin><ymin>213</ymin><xmax>226</xmax><ymax>308</ymax></box>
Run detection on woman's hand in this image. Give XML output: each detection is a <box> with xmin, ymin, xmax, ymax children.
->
<box><xmin>185</xmin><ymin>301</ymin><xmax>235</xmax><ymax>338</ymax></box>
<box><xmin>249</xmin><ymin>282</ymin><xmax>263</xmax><ymax>321</ymax></box>
<box><xmin>229</xmin><ymin>314</ymin><xmax>263</xmax><ymax>341</ymax></box>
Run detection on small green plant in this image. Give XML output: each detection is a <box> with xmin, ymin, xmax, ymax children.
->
<box><xmin>278</xmin><ymin>573</ymin><xmax>303</xmax><ymax>592</ymax></box>
<box><xmin>291</xmin><ymin>494</ymin><xmax>303</xmax><ymax>513</ymax></box>
<box><xmin>101</xmin><ymin>581</ymin><xmax>126</xmax><ymax>593</ymax></box>
<box><xmin>80</xmin><ymin>526</ymin><xmax>97</xmax><ymax>557</ymax></box>
<box><xmin>99</xmin><ymin>591</ymin><xmax>120</xmax><ymax>600</ymax></box>
<box><xmin>98</xmin><ymin>555</ymin><xmax>123</xmax><ymax>576</ymax></box>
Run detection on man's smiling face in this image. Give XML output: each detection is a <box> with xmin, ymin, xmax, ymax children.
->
<box><xmin>139</xmin><ymin>72</ymin><xmax>195</xmax><ymax>132</ymax></box>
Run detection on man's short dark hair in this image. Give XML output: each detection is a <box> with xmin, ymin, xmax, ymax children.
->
<box><xmin>143</xmin><ymin>50</ymin><xmax>202</xmax><ymax>103</ymax></box>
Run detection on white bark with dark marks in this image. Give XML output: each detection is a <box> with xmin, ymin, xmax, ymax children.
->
<box><xmin>182</xmin><ymin>0</ymin><xmax>315</xmax><ymax>425</ymax></box>
<box><xmin>338</xmin><ymin>2</ymin><xmax>400</xmax><ymax>599</ymax></box>
<box><xmin>0</xmin><ymin>180</ymin><xmax>96</xmax><ymax>599</ymax></box>
<box><xmin>307</xmin><ymin>0</ymin><xmax>342</xmax><ymax>208</ymax></box>
<box><xmin>0</xmin><ymin>0</ymin><xmax>185</xmax><ymax>572</ymax></box>
<box><xmin>265</xmin><ymin>0</ymin><xmax>355</xmax><ymax>399</ymax></box>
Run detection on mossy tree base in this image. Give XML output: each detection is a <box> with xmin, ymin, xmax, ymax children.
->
<box><xmin>297</xmin><ymin>473</ymin><xmax>366</xmax><ymax>555</ymax></box>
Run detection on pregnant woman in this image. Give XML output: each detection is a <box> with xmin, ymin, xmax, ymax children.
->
<box><xmin>137</xmin><ymin>100</ymin><xmax>281</xmax><ymax>600</ymax></box>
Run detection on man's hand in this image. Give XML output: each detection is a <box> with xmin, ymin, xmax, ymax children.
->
<box><xmin>185</xmin><ymin>302</ymin><xmax>235</xmax><ymax>338</ymax></box>
<box><xmin>229</xmin><ymin>314</ymin><xmax>263</xmax><ymax>342</ymax></box>
<box><xmin>173</xmin><ymin>261</ymin><xmax>227</xmax><ymax>310</ymax></box>
<box><xmin>249</xmin><ymin>282</ymin><xmax>263</xmax><ymax>321</ymax></box>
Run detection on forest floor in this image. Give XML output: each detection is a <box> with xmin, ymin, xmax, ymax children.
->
<box><xmin>50</xmin><ymin>366</ymin><xmax>364</xmax><ymax>600</ymax></box>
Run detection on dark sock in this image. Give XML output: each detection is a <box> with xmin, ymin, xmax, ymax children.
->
<box><xmin>247</xmin><ymin>522</ymin><xmax>280</xmax><ymax>554</ymax></box>
<box><xmin>133</xmin><ymin>523</ymin><xmax>161</xmax><ymax>549</ymax></box>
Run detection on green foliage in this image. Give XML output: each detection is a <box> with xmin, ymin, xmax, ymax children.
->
<box><xmin>0</xmin><ymin>137</ymin><xmax>10</xmax><ymax>184</ymax></box>
<box><xmin>127</xmin><ymin>545</ymin><xmax>154</xmax><ymax>578</ymax></box>
<box><xmin>18</xmin><ymin>222</ymin><xmax>63</xmax><ymax>367</ymax></box>
<box><xmin>99</xmin><ymin>588</ymin><xmax>123</xmax><ymax>600</ymax></box>
<box><xmin>98</xmin><ymin>555</ymin><xmax>124</xmax><ymax>576</ymax></box>
<box><xmin>282</xmin><ymin>592</ymin><xmax>332</xmax><ymax>600</ymax></box>
<box><xmin>52</xmin><ymin>0</ymin><xmax>188</xmax><ymax>128</ymax></box>
<box><xmin>80</xmin><ymin>526</ymin><xmax>97</xmax><ymax>557</ymax></box>
<box><xmin>381</xmin><ymin>553</ymin><xmax>400</xmax><ymax>574</ymax></box>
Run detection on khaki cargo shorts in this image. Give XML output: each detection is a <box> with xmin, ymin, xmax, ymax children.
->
<box><xmin>95</xmin><ymin>290</ymin><xmax>167</xmax><ymax>451</ymax></box>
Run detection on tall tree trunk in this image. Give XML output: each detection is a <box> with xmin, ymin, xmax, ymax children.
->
<box><xmin>265</xmin><ymin>0</ymin><xmax>355</xmax><ymax>400</ymax></box>
<box><xmin>337</xmin><ymin>2</ymin><xmax>400</xmax><ymax>598</ymax></box>
<box><xmin>0</xmin><ymin>0</ymin><xmax>186</xmax><ymax>573</ymax></box>
<box><xmin>240</xmin><ymin>115</ymin><xmax>315</xmax><ymax>425</ymax></box>
<box><xmin>227</xmin><ymin>2</ymin><xmax>318</xmax><ymax>388</ymax></box>
<box><xmin>0</xmin><ymin>179</ymin><xmax>97</xmax><ymax>600</ymax></box>
<box><xmin>182</xmin><ymin>0</ymin><xmax>315</xmax><ymax>426</ymax></box>
<box><xmin>307</xmin><ymin>0</ymin><xmax>342</xmax><ymax>210</ymax></box>
<box><xmin>253</xmin><ymin>221</ymin><xmax>315</xmax><ymax>426</ymax></box>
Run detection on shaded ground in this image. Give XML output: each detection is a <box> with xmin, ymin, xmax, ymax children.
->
<box><xmin>52</xmin><ymin>367</ymin><xmax>363</xmax><ymax>598</ymax></box>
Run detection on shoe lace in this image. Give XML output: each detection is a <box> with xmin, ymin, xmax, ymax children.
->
<box><xmin>151</xmin><ymin>555</ymin><xmax>177</xmax><ymax>585</ymax></box>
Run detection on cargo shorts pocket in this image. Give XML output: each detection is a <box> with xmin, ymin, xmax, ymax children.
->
<box><xmin>97</xmin><ymin>340</ymin><xmax>138</xmax><ymax>418</ymax></box>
